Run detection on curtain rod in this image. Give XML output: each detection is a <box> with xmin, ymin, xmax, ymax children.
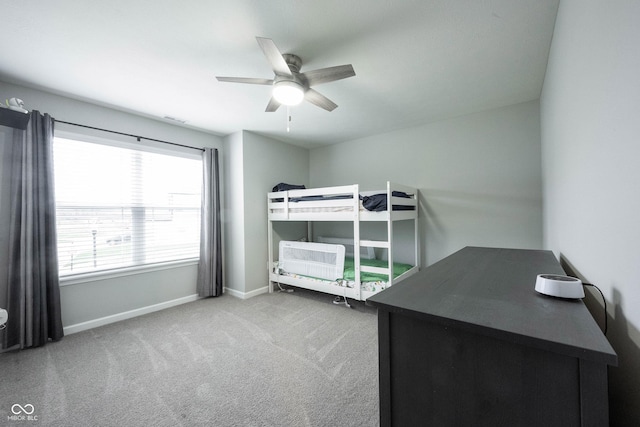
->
<box><xmin>54</xmin><ymin>119</ymin><xmax>205</xmax><ymax>152</ymax></box>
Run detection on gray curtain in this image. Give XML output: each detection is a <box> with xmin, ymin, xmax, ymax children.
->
<box><xmin>3</xmin><ymin>111</ymin><xmax>63</xmax><ymax>350</ymax></box>
<box><xmin>197</xmin><ymin>148</ymin><xmax>223</xmax><ymax>297</ymax></box>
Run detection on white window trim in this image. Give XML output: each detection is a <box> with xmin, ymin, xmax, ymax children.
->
<box><xmin>59</xmin><ymin>258</ymin><xmax>199</xmax><ymax>286</ymax></box>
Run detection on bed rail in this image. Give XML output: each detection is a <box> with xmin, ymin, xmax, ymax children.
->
<box><xmin>268</xmin><ymin>182</ymin><xmax>418</xmax><ymax>221</ymax></box>
<box><xmin>268</xmin><ymin>184</ymin><xmax>359</xmax><ymax>221</ymax></box>
<box><xmin>277</xmin><ymin>240</ymin><xmax>346</xmax><ymax>281</ymax></box>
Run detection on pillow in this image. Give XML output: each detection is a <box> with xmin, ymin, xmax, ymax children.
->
<box><xmin>272</xmin><ymin>182</ymin><xmax>306</xmax><ymax>192</ymax></box>
<box><xmin>361</xmin><ymin>191</ymin><xmax>412</xmax><ymax>211</ymax></box>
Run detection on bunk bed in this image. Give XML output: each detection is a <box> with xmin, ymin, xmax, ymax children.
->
<box><xmin>267</xmin><ymin>181</ymin><xmax>420</xmax><ymax>304</ymax></box>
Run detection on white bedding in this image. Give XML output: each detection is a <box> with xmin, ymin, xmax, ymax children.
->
<box><xmin>269</xmin><ymin>200</ymin><xmax>364</xmax><ymax>215</ymax></box>
<box><xmin>275</xmin><ymin>270</ymin><xmax>388</xmax><ymax>293</ymax></box>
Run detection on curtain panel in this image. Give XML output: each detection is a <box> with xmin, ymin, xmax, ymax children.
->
<box><xmin>3</xmin><ymin>111</ymin><xmax>63</xmax><ymax>350</ymax></box>
<box><xmin>196</xmin><ymin>148</ymin><xmax>223</xmax><ymax>297</ymax></box>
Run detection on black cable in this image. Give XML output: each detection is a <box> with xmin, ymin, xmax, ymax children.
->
<box><xmin>583</xmin><ymin>283</ymin><xmax>607</xmax><ymax>335</ymax></box>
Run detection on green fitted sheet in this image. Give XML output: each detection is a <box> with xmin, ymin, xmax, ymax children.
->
<box><xmin>342</xmin><ymin>257</ymin><xmax>413</xmax><ymax>282</ymax></box>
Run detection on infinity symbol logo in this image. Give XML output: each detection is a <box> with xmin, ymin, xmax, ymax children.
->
<box><xmin>11</xmin><ymin>404</ymin><xmax>35</xmax><ymax>415</ymax></box>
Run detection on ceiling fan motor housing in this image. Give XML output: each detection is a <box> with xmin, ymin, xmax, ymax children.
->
<box><xmin>282</xmin><ymin>54</ymin><xmax>302</xmax><ymax>74</ymax></box>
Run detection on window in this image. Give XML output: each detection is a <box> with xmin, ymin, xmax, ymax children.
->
<box><xmin>53</xmin><ymin>136</ymin><xmax>202</xmax><ymax>276</ymax></box>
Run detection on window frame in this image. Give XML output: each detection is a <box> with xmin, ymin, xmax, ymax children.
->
<box><xmin>53</xmin><ymin>129</ymin><xmax>203</xmax><ymax>283</ymax></box>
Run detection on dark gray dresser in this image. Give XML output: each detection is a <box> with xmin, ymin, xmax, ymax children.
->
<box><xmin>367</xmin><ymin>246</ymin><xmax>617</xmax><ymax>427</ymax></box>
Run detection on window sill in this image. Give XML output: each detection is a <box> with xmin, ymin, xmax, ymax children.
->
<box><xmin>59</xmin><ymin>258</ymin><xmax>199</xmax><ymax>286</ymax></box>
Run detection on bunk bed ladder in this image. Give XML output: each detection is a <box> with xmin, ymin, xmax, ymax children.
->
<box><xmin>359</xmin><ymin>239</ymin><xmax>393</xmax><ymax>283</ymax></box>
<box><xmin>268</xmin><ymin>214</ymin><xmax>274</xmax><ymax>293</ymax></box>
<box><xmin>353</xmin><ymin>185</ymin><xmax>362</xmax><ymax>302</ymax></box>
<box><xmin>358</xmin><ymin>183</ymin><xmax>394</xmax><ymax>288</ymax></box>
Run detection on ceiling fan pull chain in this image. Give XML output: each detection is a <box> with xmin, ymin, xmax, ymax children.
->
<box><xmin>287</xmin><ymin>105</ymin><xmax>291</xmax><ymax>133</ymax></box>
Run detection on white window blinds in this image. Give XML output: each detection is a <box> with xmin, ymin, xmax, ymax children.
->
<box><xmin>53</xmin><ymin>136</ymin><xmax>202</xmax><ymax>276</ymax></box>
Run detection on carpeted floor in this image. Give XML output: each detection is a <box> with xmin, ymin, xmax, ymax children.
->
<box><xmin>0</xmin><ymin>289</ymin><xmax>380</xmax><ymax>426</ymax></box>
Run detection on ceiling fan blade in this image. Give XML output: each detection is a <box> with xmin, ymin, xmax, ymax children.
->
<box><xmin>305</xmin><ymin>89</ymin><xmax>338</xmax><ymax>112</ymax></box>
<box><xmin>216</xmin><ymin>76</ymin><xmax>273</xmax><ymax>85</ymax></box>
<box><xmin>265</xmin><ymin>97</ymin><xmax>281</xmax><ymax>112</ymax></box>
<box><xmin>256</xmin><ymin>37</ymin><xmax>292</xmax><ymax>76</ymax></box>
<box><xmin>302</xmin><ymin>65</ymin><xmax>355</xmax><ymax>86</ymax></box>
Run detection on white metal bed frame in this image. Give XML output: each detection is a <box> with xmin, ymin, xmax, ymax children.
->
<box><xmin>267</xmin><ymin>181</ymin><xmax>420</xmax><ymax>301</ymax></box>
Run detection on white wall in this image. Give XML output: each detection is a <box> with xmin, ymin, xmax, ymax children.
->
<box><xmin>310</xmin><ymin>100</ymin><xmax>543</xmax><ymax>267</ymax></box>
<box><xmin>541</xmin><ymin>1</ymin><xmax>640</xmax><ymax>424</ymax></box>
<box><xmin>222</xmin><ymin>131</ymin><xmax>246</xmax><ymax>296</ymax></box>
<box><xmin>223</xmin><ymin>131</ymin><xmax>309</xmax><ymax>298</ymax></box>
<box><xmin>0</xmin><ymin>81</ymin><xmax>223</xmax><ymax>333</ymax></box>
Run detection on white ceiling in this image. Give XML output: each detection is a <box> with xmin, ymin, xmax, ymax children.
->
<box><xmin>1</xmin><ymin>0</ymin><xmax>559</xmax><ymax>148</ymax></box>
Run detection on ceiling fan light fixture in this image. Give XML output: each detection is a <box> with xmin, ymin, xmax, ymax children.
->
<box><xmin>273</xmin><ymin>81</ymin><xmax>304</xmax><ymax>106</ymax></box>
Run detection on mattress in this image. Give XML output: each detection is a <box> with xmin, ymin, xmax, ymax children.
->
<box><xmin>275</xmin><ymin>257</ymin><xmax>414</xmax><ymax>292</ymax></box>
<box><xmin>269</xmin><ymin>191</ymin><xmax>415</xmax><ymax>214</ymax></box>
<box><xmin>343</xmin><ymin>257</ymin><xmax>414</xmax><ymax>282</ymax></box>
<box><xmin>270</xmin><ymin>201</ymin><xmax>364</xmax><ymax>214</ymax></box>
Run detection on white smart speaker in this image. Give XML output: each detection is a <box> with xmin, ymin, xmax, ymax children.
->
<box><xmin>535</xmin><ymin>274</ymin><xmax>585</xmax><ymax>299</ymax></box>
<box><xmin>0</xmin><ymin>308</ymin><xmax>7</xmax><ymax>327</ymax></box>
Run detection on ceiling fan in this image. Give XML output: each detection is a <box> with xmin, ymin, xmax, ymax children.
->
<box><xmin>216</xmin><ymin>37</ymin><xmax>356</xmax><ymax>112</ymax></box>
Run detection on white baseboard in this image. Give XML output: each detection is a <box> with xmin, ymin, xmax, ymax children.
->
<box><xmin>224</xmin><ymin>285</ymin><xmax>269</xmax><ymax>300</ymax></box>
<box><xmin>63</xmin><ymin>294</ymin><xmax>200</xmax><ymax>335</ymax></box>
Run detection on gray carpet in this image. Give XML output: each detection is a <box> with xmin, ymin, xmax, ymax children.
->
<box><xmin>0</xmin><ymin>289</ymin><xmax>380</xmax><ymax>426</ymax></box>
